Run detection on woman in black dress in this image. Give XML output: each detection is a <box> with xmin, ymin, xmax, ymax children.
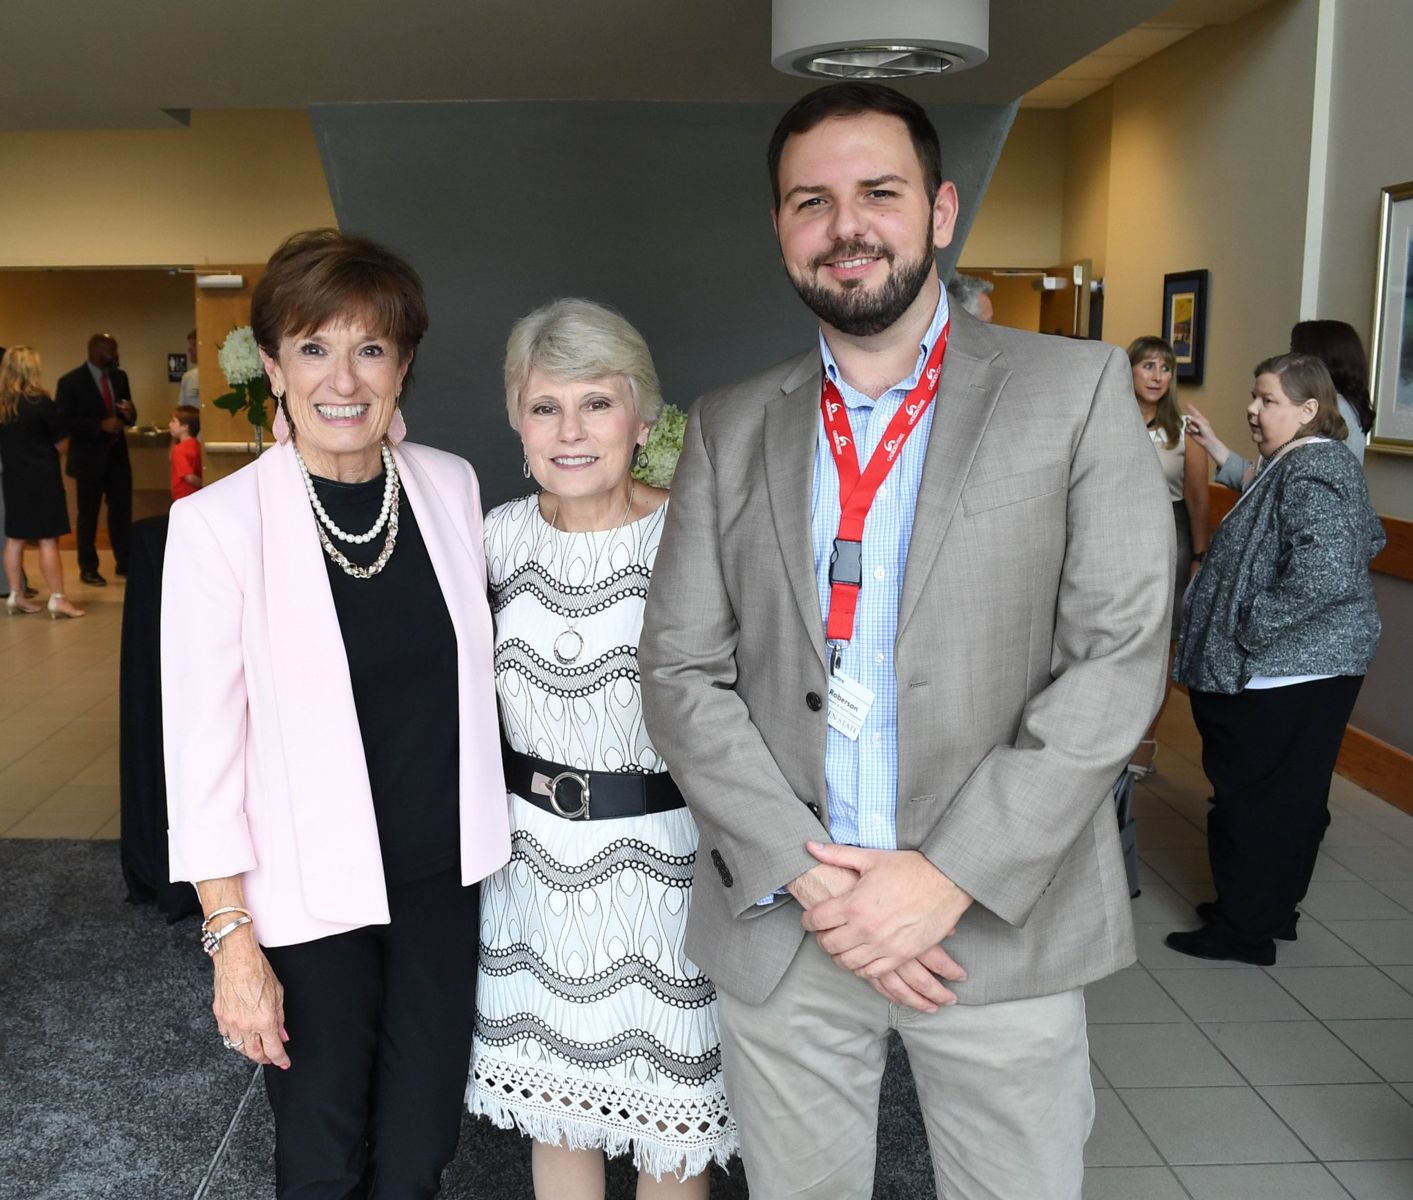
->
<box><xmin>0</xmin><ymin>347</ymin><xmax>84</xmax><ymax>619</ymax></box>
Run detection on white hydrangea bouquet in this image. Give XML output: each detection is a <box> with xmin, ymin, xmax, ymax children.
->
<box><xmin>631</xmin><ymin>403</ymin><xmax>687</xmax><ymax>488</ymax></box>
<box><xmin>214</xmin><ymin>326</ymin><xmax>272</xmax><ymax>438</ymax></box>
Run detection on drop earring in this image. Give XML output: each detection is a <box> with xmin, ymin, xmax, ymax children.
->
<box><xmin>272</xmin><ymin>396</ymin><xmax>291</xmax><ymax>444</ymax></box>
<box><xmin>387</xmin><ymin>406</ymin><xmax>407</xmax><ymax>446</ymax></box>
<box><xmin>522</xmin><ymin>454</ymin><xmax>531</xmax><ymax>479</ymax></box>
<box><xmin>635</xmin><ymin>446</ymin><xmax>649</xmax><ymax>470</ymax></box>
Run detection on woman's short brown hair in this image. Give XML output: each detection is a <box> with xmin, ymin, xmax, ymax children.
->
<box><xmin>251</xmin><ymin>229</ymin><xmax>428</xmax><ymax>390</ymax></box>
<box><xmin>1253</xmin><ymin>352</ymin><xmax>1348</xmax><ymax>441</ymax></box>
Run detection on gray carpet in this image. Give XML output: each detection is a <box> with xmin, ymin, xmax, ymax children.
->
<box><xmin>0</xmin><ymin>840</ymin><xmax>933</xmax><ymax>1198</ymax></box>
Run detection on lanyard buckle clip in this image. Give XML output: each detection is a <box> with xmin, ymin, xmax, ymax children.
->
<box><xmin>829</xmin><ymin>538</ymin><xmax>863</xmax><ymax>588</ymax></box>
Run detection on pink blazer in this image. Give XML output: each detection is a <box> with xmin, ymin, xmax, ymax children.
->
<box><xmin>162</xmin><ymin>440</ymin><xmax>510</xmax><ymax>947</ymax></box>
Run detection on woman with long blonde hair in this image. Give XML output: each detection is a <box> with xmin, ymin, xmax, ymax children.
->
<box><xmin>0</xmin><ymin>347</ymin><xmax>84</xmax><ymax>618</ymax></box>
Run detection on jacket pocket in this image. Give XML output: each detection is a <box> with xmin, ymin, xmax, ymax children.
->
<box><xmin>962</xmin><ymin>464</ymin><xmax>1068</xmax><ymax>516</ymax></box>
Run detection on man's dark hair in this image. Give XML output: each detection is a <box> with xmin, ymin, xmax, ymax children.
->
<box><xmin>766</xmin><ymin>82</ymin><xmax>943</xmax><ymax>208</ymax></box>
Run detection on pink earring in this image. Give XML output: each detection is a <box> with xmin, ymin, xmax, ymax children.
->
<box><xmin>272</xmin><ymin>398</ymin><xmax>291</xmax><ymax>444</ymax></box>
<box><xmin>387</xmin><ymin>407</ymin><xmax>407</xmax><ymax>446</ymax></box>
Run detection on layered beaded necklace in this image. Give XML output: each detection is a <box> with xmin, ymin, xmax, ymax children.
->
<box><xmin>294</xmin><ymin>441</ymin><xmax>400</xmax><ymax>580</ymax></box>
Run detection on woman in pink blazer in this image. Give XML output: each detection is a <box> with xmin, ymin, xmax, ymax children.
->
<box><xmin>162</xmin><ymin>230</ymin><xmax>510</xmax><ymax>1198</ymax></box>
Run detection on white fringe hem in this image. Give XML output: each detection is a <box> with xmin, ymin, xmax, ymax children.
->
<box><xmin>467</xmin><ymin>1088</ymin><xmax>738</xmax><ymax>1182</ymax></box>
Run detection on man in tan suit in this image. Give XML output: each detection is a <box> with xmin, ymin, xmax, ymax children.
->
<box><xmin>639</xmin><ymin>83</ymin><xmax>1174</xmax><ymax>1199</ymax></box>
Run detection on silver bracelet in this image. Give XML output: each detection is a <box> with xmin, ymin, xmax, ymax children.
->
<box><xmin>200</xmin><ymin>906</ymin><xmax>253</xmax><ymax>957</ymax></box>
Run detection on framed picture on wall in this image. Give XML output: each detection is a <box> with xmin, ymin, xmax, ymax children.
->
<box><xmin>1161</xmin><ymin>270</ymin><xmax>1209</xmax><ymax>385</ymax></box>
<box><xmin>1370</xmin><ymin>179</ymin><xmax>1413</xmax><ymax>455</ymax></box>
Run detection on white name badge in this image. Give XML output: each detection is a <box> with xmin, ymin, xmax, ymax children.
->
<box><xmin>827</xmin><ymin>671</ymin><xmax>875</xmax><ymax>741</ymax></box>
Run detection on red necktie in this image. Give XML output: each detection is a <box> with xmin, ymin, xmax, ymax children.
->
<box><xmin>99</xmin><ymin>372</ymin><xmax>114</xmax><ymax>415</ymax></box>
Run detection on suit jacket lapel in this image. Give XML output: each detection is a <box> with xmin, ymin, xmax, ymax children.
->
<box><xmin>764</xmin><ymin>353</ymin><xmax>827</xmax><ymax>670</ymax></box>
<box><xmin>897</xmin><ymin>317</ymin><xmax>1010</xmax><ymax>640</ymax></box>
<box><xmin>256</xmin><ymin>445</ymin><xmax>376</xmax><ymax>896</ymax></box>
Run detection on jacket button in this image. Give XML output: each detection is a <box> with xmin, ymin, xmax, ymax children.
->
<box><xmin>806</xmin><ymin>691</ymin><xmax>823</xmax><ymax>711</ymax></box>
<box><xmin>806</xmin><ymin>802</ymin><xmax>821</xmax><ymax>817</ymax></box>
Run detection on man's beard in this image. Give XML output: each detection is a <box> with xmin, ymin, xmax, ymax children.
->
<box><xmin>788</xmin><ymin>235</ymin><xmax>935</xmax><ymax>337</ymax></box>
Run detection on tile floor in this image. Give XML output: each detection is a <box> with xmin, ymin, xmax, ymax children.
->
<box><xmin>0</xmin><ymin>551</ymin><xmax>122</xmax><ymax>838</ymax></box>
<box><xmin>2</xmin><ymin>552</ymin><xmax>1412</xmax><ymax>1198</ymax></box>
<box><xmin>1085</xmin><ymin>698</ymin><xmax>1413</xmax><ymax>1198</ymax></box>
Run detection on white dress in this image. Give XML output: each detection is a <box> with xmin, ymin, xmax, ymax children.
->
<box><xmin>468</xmin><ymin>496</ymin><xmax>736</xmax><ymax>1179</ymax></box>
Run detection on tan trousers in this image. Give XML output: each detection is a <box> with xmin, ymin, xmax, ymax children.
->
<box><xmin>716</xmin><ymin>935</ymin><xmax>1093</xmax><ymax>1200</ymax></box>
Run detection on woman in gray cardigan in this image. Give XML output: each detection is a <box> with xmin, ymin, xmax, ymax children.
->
<box><xmin>1171</xmin><ymin>353</ymin><xmax>1383</xmax><ymax>964</ymax></box>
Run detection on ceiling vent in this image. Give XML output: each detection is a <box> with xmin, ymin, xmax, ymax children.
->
<box><xmin>772</xmin><ymin>0</ymin><xmax>989</xmax><ymax>81</ymax></box>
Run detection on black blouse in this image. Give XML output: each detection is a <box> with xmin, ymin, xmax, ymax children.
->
<box><xmin>310</xmin><ymin>470</ymin><xmax>460</xmax><ymax>884</ymax></box>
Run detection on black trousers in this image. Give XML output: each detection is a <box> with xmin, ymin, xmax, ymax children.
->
<box><xmin>1190</xmin><ymin>675</ymin><xmax>1363</xmax><ymax>946</ymax></box>
<box><xmin>75</xmin><ymin>451</ymin><xmax>132</xmax><ymax>574</ymax></box>
<box><xmin>262</xmin><ymin>868</ymin><xmax>479</xmax><ymax>1200</ymax></box>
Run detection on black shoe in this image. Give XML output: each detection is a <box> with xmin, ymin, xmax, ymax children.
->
<box><xmin>1165</xmin><ymin>926</ymin><xmax>1276</xmax><ymax>966</ymax></box>
<box><xmin>80</xmin><ymin>571</ymin><xmax>107</xmax><ymax>587</ymax></box>
<box><xmin>1196</xmin><ymin>902</ymin><xmax>1299</xmax><ymax>941</ymax></box>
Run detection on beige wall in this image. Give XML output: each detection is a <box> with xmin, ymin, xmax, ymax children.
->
<box><xmin>1317</xmin><ymin>0</ymin><xmax>1413</xmax><ymax>518</ymax></box>
<box><xmin>0</xmin><ymin>110</ymin><xmax>336</xmax><ymax>269</ymax></box>
<box><xmin>1097</xmin><ymin>0</ymin><xmax>1320</xmax><ymax>456</ymax></box>
<box><xmin>1056</xmin><ymin>0</ymin><xmax>1413</xmax><ymax>517</ymax></box>
<box><xmin>961</xmin><ymin>109</ymin><xmax>1066</xmax><ymax>269</ymax></box>
<box><xmin>0</xmin><ymin>269</ymin><xmax>196</xmax><ymax>427</ymax></box>
<box><xmin>1050</xmin><ymin>0</ymin><xmax>1411</xmax><ymax>758</ymax></box>
<box><xmin>1059</xmin><ymin>89</ymin><xmax>1112</xmax><ymax>279</ymax></box>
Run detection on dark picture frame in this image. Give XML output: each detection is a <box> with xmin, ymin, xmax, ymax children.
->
<box><xmin>1369</xmin><ymin>179</ymin><xmax>1413</xmax><ymax>455</ymax></box>
<box><xmin>1161</xmin><ymin>270</ymin><xmax>1209</xmax><ymax>386</ymax></box>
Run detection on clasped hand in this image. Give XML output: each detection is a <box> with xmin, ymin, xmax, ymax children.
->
<box><xmin>213</xmin><ymin>944</ymin><xmax>291</xmax><ymax>1070</ymax></box>
<box><xmin>790</xmin><ymin>842</ymin><xmax>972</xmax><ymax>1013</ymax></box>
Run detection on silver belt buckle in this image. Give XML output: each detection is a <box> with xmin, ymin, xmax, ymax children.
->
<box><xmin>548</xmin><ymin>770</ymin><xmax>591</xmax><ymax>819</ymax></box>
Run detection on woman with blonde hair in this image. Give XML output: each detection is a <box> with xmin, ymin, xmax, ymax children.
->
<box><xmin>1125</xmin><ymin>335</ymin><xmax>1207</xmax><ymax>773</ymax></box>
<box><xmin>469</xmin><ymin>298</ymin><xmax>736</xmax><ymax>1197</ymax></box>
<box><xmin>0</xmin><ymin>347</ymin><xmax>83</xmax><ymax>618</ymax></box>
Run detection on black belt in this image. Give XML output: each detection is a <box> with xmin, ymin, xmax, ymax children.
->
<box><xmin>503</xmin><ymin>748</ymin><xmax>686</xmax><ymax>821</ymax></box>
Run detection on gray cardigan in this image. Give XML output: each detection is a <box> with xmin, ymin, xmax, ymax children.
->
<box><xmin>1175</xmin><ymin>440</ymin><xmax>1384</xmax><ymax>694</ymax></box>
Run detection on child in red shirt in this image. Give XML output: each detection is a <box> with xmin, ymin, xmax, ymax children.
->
<box><xmin>169</xmin><ymin>405</ymin><xmax>203</xmax><ymax>501</ymax></box>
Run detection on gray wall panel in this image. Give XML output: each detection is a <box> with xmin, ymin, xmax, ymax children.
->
<box><xmin>311</xmin><ymin>100</ymin><xmax>1015</xmax><ymax>509</ymax></box>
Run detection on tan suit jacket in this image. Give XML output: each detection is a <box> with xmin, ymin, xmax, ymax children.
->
<box><xmin>639</xmin><ymin>310</ymin><xmax>1175</xmax><ymax>1005</ymax></box>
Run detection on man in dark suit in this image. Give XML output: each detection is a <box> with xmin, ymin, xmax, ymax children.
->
<box><xmin>55</xmin><ymin>333</ymin><xmax>135</xmax><ymax>585</ymax></box>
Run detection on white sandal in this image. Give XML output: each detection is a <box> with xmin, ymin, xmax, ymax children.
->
<box><xmin>47</xmin><ymin>593</ymin><xmax>85</xmax><ymax>620</ymax></box>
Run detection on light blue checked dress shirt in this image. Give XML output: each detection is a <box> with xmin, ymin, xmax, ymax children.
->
<box><xmin>810</xmin><ymin>293</ymin><xmax>949</xmax><ymax>849</ymax></box>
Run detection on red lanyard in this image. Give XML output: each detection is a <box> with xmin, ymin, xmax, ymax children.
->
<box><xmin>820</xmin><ymin>320</ymin><xmax>950</xmax><ymax>644</ymax></box>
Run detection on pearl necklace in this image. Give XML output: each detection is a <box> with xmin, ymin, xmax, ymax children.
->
<box><xmin>294</xmin><ymin>442</ymin><xmax>400</xmax><ymax>580</ymax></box>
<box><xmin>294</xmin><ymin>443</ymin><xmax>398</xmax><ymax>544</ymax></box>
<box><xmin>314</xmin><ymin>494</ymin><xmax>400</xmax><ymax>580</ymax></box>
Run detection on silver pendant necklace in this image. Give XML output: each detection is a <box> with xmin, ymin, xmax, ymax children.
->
<box><xmin>539</xmin><ymin>483</ymin><xmax>635</xmax><ymax>665</ymax></box>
